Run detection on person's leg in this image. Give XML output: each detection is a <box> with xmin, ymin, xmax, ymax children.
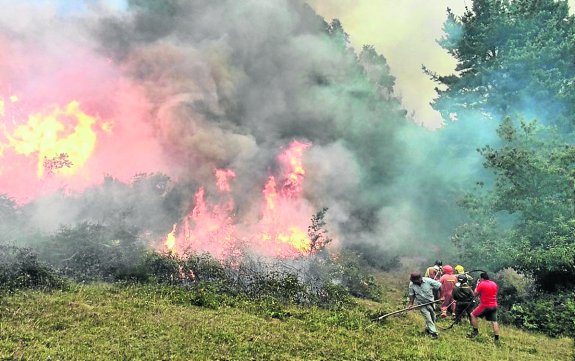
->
<box><xmin>468</xmin><ymin>312</ymin><xmax>480</xmax><ymax>338</ymax></box>
<box><xmin>450</xmin><ymin>299</ymin><xmax>457</xmax><ymax>315</ymax></box>
<box><xmin>420</xmin><ymin>305</ymin><xmax>438</xmax><ymax>335</ymax></box>
<box><xmin>453</xmin><ymin>304</ymin><xmax>463</xmax><ymax>323</ymax></box>
<box><xmin>470</xmin><ymin>314</ymin><xmax>479</xmax><ymax>328</ymax></box>
<box><xmin>432</xmin><ymin>289</ymin><xmax>440</xmax><ymax>310</ymax></box>
<box><xmin>485</xmin><ymin>308</ymin><xmax>500</xmax><ymax>341</ymax></box>
<box><xmin>440</xmin><ymin>296</ymin><xmax>449</xmax><ymax>317</ymax></box>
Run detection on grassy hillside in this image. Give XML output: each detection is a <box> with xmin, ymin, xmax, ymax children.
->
<box><xmin>0</xmin><ymin>281</ymin><xmax>572</xmax><ymax>361</ymax></box>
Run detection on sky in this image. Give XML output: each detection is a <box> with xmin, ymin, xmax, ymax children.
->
<box><xmin>308</xmin><ymin>0</ymin><xmax>575</xmax><ymax>128</ymax></box>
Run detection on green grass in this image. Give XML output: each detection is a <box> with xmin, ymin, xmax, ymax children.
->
<box><xmin>0</xmin><ymin>283</ymin><xmax>572</xmax><ymax>361</ymax></box>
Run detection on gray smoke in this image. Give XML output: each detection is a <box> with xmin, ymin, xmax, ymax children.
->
<box><xmin>1</xmin><ymin>0</ymin><xmax>463</xmax><ymax>260</ymax></box>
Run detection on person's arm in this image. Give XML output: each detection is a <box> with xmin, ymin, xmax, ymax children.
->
<box><xmin>430</xmin><ymin>278</ymin><xmax>442</xmax><ymax>290</ymax></box>
<box><xmin>407</xmin><ymin>295</ymin><xmax>415</xmax><ymax>308</ymax></box>
<box><xmin>474</xmin><ymin>281</ymin><xmax>482</xmax><ymax>296</ymax></box>
<box><xmin>430</xmin><ymin>279</ymin><xmax>444</xmax><ymax>300</ymax></box>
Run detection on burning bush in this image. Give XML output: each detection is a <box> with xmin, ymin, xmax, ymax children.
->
<box><xmin>125</xmin><ymin>251</ymin><xmax>355</xmax><ymax>310</ymax></box>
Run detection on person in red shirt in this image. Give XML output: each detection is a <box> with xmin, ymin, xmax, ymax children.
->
<box><xmin>469</xmin><ymin>272</ymin><xmax>500</xmax><ymax>343</ymax></box>
<box><xmin>439</xmin><ymin>265</ymin><xmax>457</xmax><ymax>318</ymax></box>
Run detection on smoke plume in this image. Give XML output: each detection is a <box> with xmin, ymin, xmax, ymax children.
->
<box><xmin>0</xmin><ymin>0</ymin><xmax>442</xmax><ymax>259</ymax></box>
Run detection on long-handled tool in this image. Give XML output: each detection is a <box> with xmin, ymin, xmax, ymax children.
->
<box><xmin>438</xmin><ymin>299</ymin><xmax>477</xmax><ymax>330</ymax></box>
<box><xmin>374</xmin><ymin>299</ymin><xmax>442</xmax><ymax>321</ymax></box>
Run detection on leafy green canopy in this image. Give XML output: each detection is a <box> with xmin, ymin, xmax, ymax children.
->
<box><xmin>453</xmin><ymin>118</ymin><xmax>575</xmax><ymax>290</ymax></box>
<box><xmin>427</xmin><ymin>0</ymin><xmax>575</xmax><ymax>130</ymax></box>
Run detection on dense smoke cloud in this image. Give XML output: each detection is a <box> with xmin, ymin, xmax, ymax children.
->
<box><xmin>0</xmin><ymin>0</ymin><xmax>449</xmax><ymax>258</ymax></box>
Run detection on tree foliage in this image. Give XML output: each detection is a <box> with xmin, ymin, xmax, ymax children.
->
<box><xmin>428</xmin><ymin>0</ymin><xmax>575</xmax><ymax>129</ymax></box>
<box><xmin>453</xmin><ymin>118</ymin><xmax>575</xmax><ymax>290</ymax></box>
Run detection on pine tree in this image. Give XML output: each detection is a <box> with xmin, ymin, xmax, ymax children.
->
<box><xmin>427</xmin><ymin>0</ymin><xmax>575</xmax><ymax>130</ymax></box>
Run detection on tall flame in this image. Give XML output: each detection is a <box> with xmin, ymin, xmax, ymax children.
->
<box><xmin>165</xmin><ymin>223</ymin><xmax>177</xmax><ymax>255</ymax></box>
<box><xmin>160</xmin><ymin>140</ymin><xmax>320</xmax><ymax>259</ymax></box>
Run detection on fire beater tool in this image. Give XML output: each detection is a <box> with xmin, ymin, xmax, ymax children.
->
<box><xmin>373</xmin><ymin>299</ymin><xmax>442</xmax><ymax>321</ymax></box>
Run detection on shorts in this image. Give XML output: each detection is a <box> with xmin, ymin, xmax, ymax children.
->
<box><xmin>471</xmin><ymin>304</ymin><xmax>498</xmax><ymax>321</ymax></box>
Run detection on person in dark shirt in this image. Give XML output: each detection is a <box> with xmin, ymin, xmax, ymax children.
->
<box><xmin>452</xmin><ymin>274</ymin><xmax>475</xmax><ymax>324</ymax></box>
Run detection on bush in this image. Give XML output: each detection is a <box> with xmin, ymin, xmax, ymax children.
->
<box><xmin>0</xmin><ymin>244</ymin><xmax>67</xmax><ymax>292</ymax></box>
<box><xmin>123</xmin><ymin>252</ymin><xmax>356</xmax><ymax>310</ymax></box>
<box><xmin>130</xmin><ymin>251</ymin><xmax>182</xmax><ymax>284</ymax></box>
<box><xmin>39</xmin><ymin>223</ymin><xmax>147</xmax><ymax>282</ymax></box>
<box><xmin>505</xmin><ymin>291</ymin><xmax>575</xmax><ymax>338</ymax></box>
<box><xmin>312</xmin><ymin>250</ymin><xmax>382</xmax><ymax>301</ymax></box>
<box><xmin>493</xmin><ymin>267</ymin><xmax>534</xmax><ymax>309</ymax></box>
<box><xmin>491</xmin><ymin>268</ymin><xmax>575</xmax><ymax>338</ymax></box>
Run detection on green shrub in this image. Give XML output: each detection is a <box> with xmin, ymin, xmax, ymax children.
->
<box><xmin>39</xmin><ymin>223</ymin><xmax>147</xmax><ymax>282</ymax></box>
<box><xmin>0</xmin><ymin>245</ymin><xmax>67</xmax><ymax>292</ymax></box>
<box><xmin>125</xmin><ymin>252</ymin><xmax>356</xmax><ymax>310</ymax></box>
<box><xmin>493</xmin><ymin>267</ymin><xmax>534</xmax><ymax>309</ymax></box>
<box><xmin>310</xmin><ymin>250</ymin><xmax>382</xmax><ymax>302</ymax></box>
<box><xmin>505</xmin><ymin>291</ymin><xmax>575</xmax><ymax>337</ymax></box>
<box><xmin>491</xmin><ymin>268</ymin><xmax>575</xmax><ymax>338</ymax></box>
<box><xmin>132</xmin><ymin>251</ymin><xmax>182</xmax><ymax>284</ymax></box>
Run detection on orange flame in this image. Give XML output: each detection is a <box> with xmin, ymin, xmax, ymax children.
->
<box><xmin>215</xmin><ymin>168</ymin><xmax>236</xmax><ymax>192</ymax></box>
<box><xmin>165</xmin><ymin>223</ymin><xmax>177</xmax><ymax>255</ymax></box>
<box><xmin>3</xmin><ymin>101</ymin><xmax>100</xmax><ymax>178</ymax></box>
<box><xmin>159</xmin><ymin>140</ymin><xmax>319</xmax><ymax>259</ymax></box>
<box><xmin>279</xmin><ymin>140</ymin><xmax>310</xmax><ymax>197</ymax></box>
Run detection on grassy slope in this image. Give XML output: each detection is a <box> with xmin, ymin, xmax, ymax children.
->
<box><xmin>0</xmin><ymin>283</ymin><xmax>572</xmax><ymax>361</ymax></box>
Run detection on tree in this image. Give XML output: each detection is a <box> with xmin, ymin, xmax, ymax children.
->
<box><xmin>357</xmin><ymin>45</ymin><xmax>395</xmax><ymax>99</ymax></box>
<box><xmin>453</xmin><ymin>117</ymin><xmax>575</xmax><ymax>290</ymax></box>
<box><xmin>427</xmin><ymin>0</ymin><xmax>575</xmax><ymax>130</ymax></box>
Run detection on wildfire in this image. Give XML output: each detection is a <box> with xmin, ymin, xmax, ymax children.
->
<box><xmin>1</xmin><ymin>100</ymin><xmax>103</xmax><ymax>178</ymax></box>
<box><xmin>279</xmin><ymin>140</ymin><xmax>310</xmax><ymax>196</ymax></box>
<box><xmin>215</xmin><ymin>168</ymin><xmax>236</xmax><ymax>192</ymax></box>
<box><xmin>160</xmin><ymin>140</ymin><xmax>320</xmax><ymax>259</ymax></box>
<box><xmin>165</xmin><ymin>224</ymin><xmax>177</xmax><ymax>255</ymax></box>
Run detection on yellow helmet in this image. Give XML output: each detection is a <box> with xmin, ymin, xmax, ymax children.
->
<box><xmin>454</xmin><ymin>264</ymin><xmax>465</xmax><ymax>274</ymax></box>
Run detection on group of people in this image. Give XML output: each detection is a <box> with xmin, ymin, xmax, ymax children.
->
<box><xmin>407</xmin><ymin>260</ymin><xmax>500</xmax><ymax>343</ymax></box>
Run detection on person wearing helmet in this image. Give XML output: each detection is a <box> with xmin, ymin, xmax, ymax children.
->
<box><xmin>452</xmin><ymin>274</ymin><xmax>475</xmax><ymax>324</ymax></box>
<box><xmin>407</xmin><ymin>272</ymin><xmax>442</xmax><ymax>339</ymax></box>
<box><xmin>424</xmin><ymin>260</ymin><xmax>443</xmax><ymax>308</ymax></box>
<box><xmin>439</xmin><ymin>265</ymin><xmax>457</xmax><ymax>318</ymax></box>
<box><xmin>425</xmin><ymin>260</ymin><xmax>443</xmax><ymax>280</ymax></box>
<box><xmin>454</xmin><ymin>264</ymin><xmax>465</xmax><ymax>275</ymax></box>
<box><xmin>454</xmin><ymin>264</ymin><xmax>474</xmax><ymax>283</ymax></box>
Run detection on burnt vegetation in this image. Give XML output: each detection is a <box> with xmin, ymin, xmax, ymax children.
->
<box><xmin>0</xmin><ymin>197</ymin><xmax>384</xmax><ymax>313</ymax></box>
